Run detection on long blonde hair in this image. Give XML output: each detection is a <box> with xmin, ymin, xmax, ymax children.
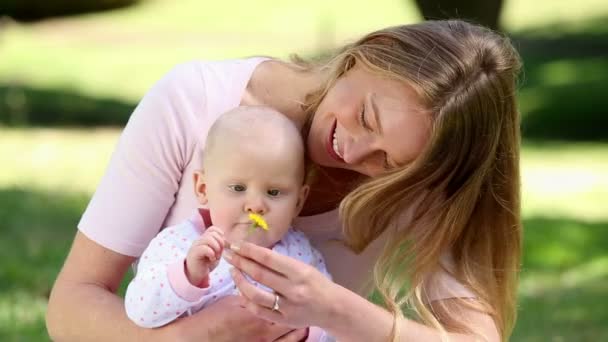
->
<box><xmin>299</xmin><ymin>20</ymin><xmax>522</xmax><ymax>340</ymax></box>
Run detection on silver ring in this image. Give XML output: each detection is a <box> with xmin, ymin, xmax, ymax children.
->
<box><xmin>272</xmin><ymin>293</ymin><xmax>280</xmax><ymax>312</ymax></box>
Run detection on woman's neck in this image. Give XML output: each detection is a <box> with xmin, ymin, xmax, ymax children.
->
<box><xmin>301</xmin><ymin>167</ymin><xmax>365</xmax><ymax>216</ymax></box>
<box><xmin>242</xmin><ymin>59</ymin><xmax>323</xmax><ymax>130</ymax></box>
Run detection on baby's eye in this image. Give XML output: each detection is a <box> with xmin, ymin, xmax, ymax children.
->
<box><xmin>267</xmin><ymin>189</ymin><xmax>281</xmax><ymax>197</ymax></box>
<box><xmin>229</xmin><ymin>184</ymin><xmax>246</xmax><ymax>192</ymax></box>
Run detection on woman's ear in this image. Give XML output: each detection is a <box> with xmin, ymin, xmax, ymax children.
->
<box><xmin>193</xmin><ymin>170</ymin><xmax>208</xmax><ymax>205</ymax></box>
<box><xmin>294</xmin><ymin>185</ymin><xmax>310</xmax><ymax>216</ymax></box>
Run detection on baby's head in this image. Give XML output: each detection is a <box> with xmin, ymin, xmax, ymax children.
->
<box><xmin>194</xmin><ymin>106</ymin><xmax>309</xmax><ymax>247</ymax></box>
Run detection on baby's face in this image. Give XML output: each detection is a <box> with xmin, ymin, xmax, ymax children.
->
<box><xmin>196</xmin><ymin>143</ymin><xmax>308</xmax><ymax>248</ymax></box>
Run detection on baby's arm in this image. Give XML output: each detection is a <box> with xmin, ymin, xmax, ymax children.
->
<box><xmin>124</xmin><ymin>224</ymin><xmax>223</xmax><ymax>328</ymax></box>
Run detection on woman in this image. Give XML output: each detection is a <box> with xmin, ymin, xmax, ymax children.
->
<box><xmin>47</xmin><ymin>20</ymin><xmax>521</xmax><ymax>341</ymax></box>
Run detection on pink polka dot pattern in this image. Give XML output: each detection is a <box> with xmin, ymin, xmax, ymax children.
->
<box><xmin>125</xmin><ymin>221</ymin><xmax>331</xmax><ymax>329</ymax></box>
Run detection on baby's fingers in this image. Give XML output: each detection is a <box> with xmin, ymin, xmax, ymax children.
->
<box><xmin>207</xmin><ymin>228</ymin><xmax>226</xmax><ymax>247</ymax></box>
<box><xmin>196</xmin><ymin>232</ymin><xmax>222</xmax><ymax>253</ymax></box>
<box><xmin>199</xmin><ymin>245</ymin><xmax>217</xmax><ymax>262</ymax></box>
<box><xmin>206</xmin><ymin>226</ymin><xmax>225</xmax><ymax>236</ymax></box>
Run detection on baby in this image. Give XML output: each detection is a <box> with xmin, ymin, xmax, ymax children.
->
<box><xmin>124</xmin><ymin>106</ymin><xmax>331</xmax><ymax>340</ymax></box>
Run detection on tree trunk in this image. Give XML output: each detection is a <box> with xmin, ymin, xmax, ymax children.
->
<box><xmin>413</xmin><ymin>0</ymin><xmax>504</xmax><ymax>31</ymax></box>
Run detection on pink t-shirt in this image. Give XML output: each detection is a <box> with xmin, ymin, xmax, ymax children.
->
<box><xmin>78</xmin><ymin>57</ymin><xmax>473</xmax><ymax>300</ymax></box>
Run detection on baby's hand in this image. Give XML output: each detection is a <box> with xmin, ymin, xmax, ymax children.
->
<box><xmin>185</xmin><ymin>226</ymin><xmax>225</xmax><ymax>288</ymax></box>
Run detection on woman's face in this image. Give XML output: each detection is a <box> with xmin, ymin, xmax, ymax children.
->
<box><xmin>307</xmin><ymin>64</ymin><xmax>432</xmax><ymax>177</ymax></box>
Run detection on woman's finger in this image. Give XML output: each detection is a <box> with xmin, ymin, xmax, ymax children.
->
<box><xmin>225</xmin><ymin>249</ymin><xmax>291</xmax><ymax>294</ymax></box>
<box><xmin>201</xmin><ymin>296</ymin><xmax>293</xmax><ymax>340</ymax></box>
<box><xmin>231</xmin><ymin>268</ymin><xmax>277</xmax><ymax>309</ymax></box>
<box><xmin>230</xmin><ymin>242</ymin><xmax>299</xmax><ymax>276</ymax></box>
<box><xmin>274</xmin><ymin>328</ymin><xmax>309</xmax><ymax>342</ymax></box>
<box><xmin>238</xmin><ymin>291</ymin><xmax>286</xmax><ymax>325</ymax></box>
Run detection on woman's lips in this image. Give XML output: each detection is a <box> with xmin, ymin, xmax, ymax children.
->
<box><xmin>325</xmin><ymin>120</ymin><xmax>343</xmax><ymax>162</ymax></box>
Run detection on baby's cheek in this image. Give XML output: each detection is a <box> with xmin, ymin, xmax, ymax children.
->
<box><xmin>209</xmin><ymin>206</ymin><xmax>235</xmax><ymax>230</ymax></box>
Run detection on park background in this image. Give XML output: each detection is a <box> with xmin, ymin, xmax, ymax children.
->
<box><xmin>1</xmin><ymin>0</ymin><xmax>607</xmax><ymax>340</ymax></box>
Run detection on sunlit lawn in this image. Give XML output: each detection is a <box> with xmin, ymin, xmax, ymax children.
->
<box><xmin>1</xmin><ymin>0</ymin><xmax>608</xmax><ymax>103</ymax></box>
<box><xmin>1</xmin><ymin>0</ymin><xmax>607</xmax><ymax>340</ymax></box>
<box><xmin>0</xmin><ymin>128</ymin><xmax>607</xmax><ymax>340</ymax></box>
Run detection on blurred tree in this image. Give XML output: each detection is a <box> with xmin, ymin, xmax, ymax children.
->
<box><xmin>413</xmin><ymin>0</ymin><xmax>504</xmax><ymax>30</ymax></box>
<box><xmin>0</xmin><ymin>0</ymin><xmax>141</xmax><ymax>21</ymax></box>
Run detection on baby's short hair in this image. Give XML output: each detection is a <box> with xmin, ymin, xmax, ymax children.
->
<box><xmin>203</xmin><ymin>106</ymin><xmax>306</xmax><ymax>182</ymax></box>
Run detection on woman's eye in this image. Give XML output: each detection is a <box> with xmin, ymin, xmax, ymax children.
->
<box><xmin>229</xmin><ymin>184</ymin><xmax>246</xmax><ymax>192</ymax></box>
<box><xmin>267</xmin><ymin>189</ymin><xmax>280</xmax><ymax>197</ymax></box>
<box><xmin>360</xmin><ymin>104</ymin><xmax>372</xmax><ymax>131</ymax></box>
<box><xmin>383</xmin><ymin>153</ymin><xmax>392</xmax><ymax>170</ymax></box>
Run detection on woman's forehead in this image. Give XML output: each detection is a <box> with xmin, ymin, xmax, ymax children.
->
<box><xmin>348</xmin><ymin>65</ymin><xmax>424</xmax><ymax>108</ymax></box>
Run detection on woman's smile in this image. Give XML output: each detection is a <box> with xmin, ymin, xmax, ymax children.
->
<box><xmin>326</xmin><ymin>119</ymin><xmax>344</xmax><ymax>163</ymax></box>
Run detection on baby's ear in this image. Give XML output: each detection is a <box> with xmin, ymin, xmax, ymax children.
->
<box><xmin>295</xmin><ymin>185</ymin><xmax>310</xmax><ymax>216</ymax></box>
<box><xmin>193</xmin><ymin>170</ymin><xmax>208</xmax><ymax>205</ymax></box>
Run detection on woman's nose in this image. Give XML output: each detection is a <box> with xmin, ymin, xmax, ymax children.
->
<box><xmin>342</xmin><ymin>137</ymin><xmax>374</xmax><ymax>165</ymax></box>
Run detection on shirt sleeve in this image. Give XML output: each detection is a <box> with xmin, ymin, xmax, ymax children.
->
<box><xmin>424</xmin><ymin>254</ymin><xmax>476</xmax><ymax>301</ymax></box>
<box><xmin>78</xmin><ymin>61</ymin><xmax>206</xmax><ymax>256</ymax></box>
<box><xmin>124</xmin><ymin>223</ymin><xmax>209</xmax><ymax>328</ymax></box>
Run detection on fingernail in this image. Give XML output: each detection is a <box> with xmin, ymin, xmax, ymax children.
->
<box><xmin>230</xmin><ymin>242</ymin><xmax>241</xmax><ymax>252</ymax></box>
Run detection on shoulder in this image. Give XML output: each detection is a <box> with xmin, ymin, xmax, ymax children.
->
<box><xmin>151</xmin><ymin>57</ymin><xmax>267</xmax><ymax>107</ymax></box>
<box><xmin>424</xmin><ymin>254</ymin><xmax>476</xmax><ymax>301</ymax></box>
<box><xmin>132</xmin><ymin>57</ymin><xmax>268</xmax><ymax>153</ymax></box>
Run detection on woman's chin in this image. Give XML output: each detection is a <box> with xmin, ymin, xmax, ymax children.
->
<box><xmin>310</xmin><ymin>152</ymin><xmax>343</xmax><ymax>169</ymax></box>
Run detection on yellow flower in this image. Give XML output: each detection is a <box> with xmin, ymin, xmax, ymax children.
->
<box><xmin>248</xmin><ymin>213</ymin><xmax>269</xmax><ymax>231</ymax></box>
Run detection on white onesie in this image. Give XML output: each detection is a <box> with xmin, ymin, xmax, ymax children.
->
<box><xmin>125</xmin><ymin>210</ymin><xmax>331</xmax><ymax>341</ymax></box>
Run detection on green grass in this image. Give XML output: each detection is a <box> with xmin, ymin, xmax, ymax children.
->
<box><xmin>1</xmin><ymin>128</ymin><xmax>607</xmax><ymax>340</ymax></box>
<box><xmin>1</xmin><ymin>0</ymin><xmax>607</xmax><ymax>103</ymax></box>
<box><xmin>3</xmin><ymin>1</ymin><xmax>608</xmax><ymax>143</ymax></box>
<box><xmin>0</xmin><ymin>0</ymin><xmax>420</xmax><ymax>103</ymax></box>
<box><xmin>521</xmin><ymin>143</ymin><xmax>608</xmax><ymax>220</ymax></box>
<box><xmin>1</xmin><ymin>0</ymin><xmax>607</xmax><ymax>340</ymax></box>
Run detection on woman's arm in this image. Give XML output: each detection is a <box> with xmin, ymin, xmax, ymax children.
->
<box><xmin>324</xmin><ymin>285</ymin><xmax>500</xmax><ymax>342</ymax></box>
<box><xmin>46</xmin><ymin>232</ymin><xmax>299</xmax><ymax>341</ymax></box>
<box><xmin>226</xmin><ymin>242</ymin><xmax>500</xmax><ymax>342</ymax></box>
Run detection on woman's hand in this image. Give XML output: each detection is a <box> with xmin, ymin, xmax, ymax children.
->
<box><xmin>176</xmin><ymin>295</ymin><xmax>306</xmax><ymax>342</ymax></box>
<box><xmin>275</xmin><ymin>327</ymin><xmax>310</xmax><ymax>342</ymax></box>
<box><xmin>224</xmin><ymin>241</ymin><xmax>339</xmax><ymax>329</ymax></box>
<box><xmin>47</xmin><ymin>232</ymin><xmax>302</xmax><ymax>342</ymax></box>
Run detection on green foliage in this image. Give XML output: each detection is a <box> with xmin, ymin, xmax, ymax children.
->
<box><xmin>516</xmin><ymin>16</ymin><xmax>608</xmax><ymax>142</ymax></box>
<box><xmin>1</xmin><ymin>6</ymin><xmax>606</xmax><ymax>141</ymax></box>
<box><xmin>0</xmin><ymin>85</ymin><xmax>134</xmax><ymax>126</ymax></box>
<box><xmin>0</xmin><ymin>0</ymin><xmax>142</xmax><ymax>21</ymax></box>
